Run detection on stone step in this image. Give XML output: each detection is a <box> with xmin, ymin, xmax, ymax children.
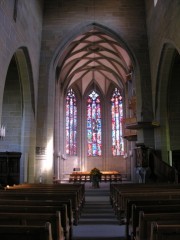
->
<box><xmin>84</xmin><ymin>203</ymin><xmax>112</xmax><ymax>209</ymax></box>
<box><xmin>78</xmin><ymin>218</ymin><xmax>120</xmax><ymax>224</ymax></box>
<box><xmin>82</xmin><ymin>209</ymin><xmax>114</xmax><ymax>214</ymax></box>
<box><xmin>85</xmin><ymin>192</ymin><xmax>109</xmax><ymax>196</ymax></box>
<box><xmin>80</xmin><ymin>213</ymin><xmax>116</xmax><ymax>219</ymax></box>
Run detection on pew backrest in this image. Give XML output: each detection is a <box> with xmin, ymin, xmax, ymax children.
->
<box><xmin>150</xmin><ymin>222</ymin><xmax>180</xmax><ymax>240</ymax></box>
<box><xmin>0</xmin><ymin>212</ymin><xmax>64</xmax><ymax>240</ymax></box>
<box><xmin>0</xmin><ymin>222</ymin><xmax>53</xmax><ymax>240</ymax></box>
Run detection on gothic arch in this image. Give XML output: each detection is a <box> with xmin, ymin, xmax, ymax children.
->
<box><xmin>53</xmin><ymin>23</ymin><xmax>138</xmax><ymax>178</ymax></box>
<box><xmin>1</xmin><ymin>47</ymin><xmax>35</xmax><ymax>183</ymax></box>
<box><xmin>155</xmin><ymin>43</ymin><xmax>180</xmax><ymax>162</ymax></box>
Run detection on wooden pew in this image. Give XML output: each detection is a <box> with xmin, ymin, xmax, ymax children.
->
<box><xmin>110</xmin><ymin>183</ymin><xmax>180</xmax><ymax>206</ymax></box>
<box><xmin>0</xmin><ymin>183</ymin><xmax>86</xmax><ymax>239</ymax></box>
<box><xmin>126</xmin><ymin>199</ymin><xmax>180</xmax><ymax>224</ymax></box>
<box><xmin>110</xmin><ymin>183</ymin><xmax>180</xmax><ymax>215</ymax></box>
<box><xmin>0</xmin><ymin>204</ymin><xmax>69</xmax><ymax>240</ymax></box>
<box><xmin>6</xmin><ymin>188</ymin><xmax>83</xmax><ymax>222</ymax></box>
<box><xmin>6</xmin><ymin>183</ymin><xmax>85</xmax><ymax>203</ymax></box>
<box><xmin>136</xmin><ymin>211</ymin><xmax>180</xmax><ymax>240</ymax></box>
<box><xmin>0</xmin><ymin>222</ymin><xmax>53</xmax><ymax>240</ymax></box>
<box><xmin>109</xmin><ymin>183</ymin><xmax>180</xmax><ymax>238</ymax></box>
<box><xmin>117</xmin><ymin>190</ymin><xmax>180</xmax><ymax>221</ymax></box>
<box><xmin>150</xmin><ymin>222</ymin><xmax>180</xmax><ymax>240</ymax></box>
<box><xmin>130</xmin><ymin>204</ymin><xmax>180</xmax><ymax>239</ymax></box>
<box><xmin>110</xmin><ymin>183</ymin><xmax>180</xmax><ymax>239</ymax></box>
<box><xmin>9</xmin><ymin>183</ymin><xmax>85</xmax><ymax>203</ymax></box>
<box><xmin>5</xmin><ymin>183</ymin><xmax>85</xmax><ymax>210</ymax></box>
<box><xmin>0</xmin><ymin>199</ymin><xmax>73</xmax><ymax>239</ymax></box>
<box><xmin>125</xmin><ymin>199</ymin><xmax>180</xmax><ymax>239</ymax></box>
<box><xmin>0</xmin><ymin>190</ymin><xmax>80</xmax><ymax>225</ymax></box>
<box><xmin>0</xmin><ymin>212</ymin><xmax>64</xmax><ymax>240</ymax></box>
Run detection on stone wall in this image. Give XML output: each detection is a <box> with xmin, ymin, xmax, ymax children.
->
<box><xmin>39</xmin><ymin>0</ymin><xmax>152</xmax><ymax>134</ymax></box>
<box><xmin>0</xmin><ymin>0</ymin><xmax>43</xmax><ymax>103</ymax></box>
<box><xmin>145</xmin><ymin>0</ymin><xmax>180</xmax><ymax>105</ymax></box>
<box><xmin>145</xmin><ymin>0</ymin><xmax>180</xmax><ymax>160</ymax></box>
<box><xmin>0</xmin><ymin>0</ymin><xmax>43</xmax><ymax>182</ymax></box>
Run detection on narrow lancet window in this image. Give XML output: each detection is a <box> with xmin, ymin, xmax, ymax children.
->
<box><xmin>65</xmin><ymin>89</ymin><xmax>77</xmax><ymax>156</ymax></box>
<box><xmin>87</xmin><ymin>90</ymin><xmax>102</xmax><ymax>156</ymax></box>
<box><xmin>111</xmin><ymin>88</ymin><xmax>124</xmax><ymax>156</ymax></box>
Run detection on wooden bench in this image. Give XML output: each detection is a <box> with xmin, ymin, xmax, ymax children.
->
<box><xmin>0</xmin><ymin>190</ymin><xmax>80</xmax><ymax>225</ymax></box>
<box><xmin>136</xmin><ymin>211</ymin><xmax>180</xmax><ymax>240</ymax></box>
<box><xmin>5</xmin><ymin>183</ymin><xmax>85</xmax><ymax>210</ymax></box>
<box><xmin>0</xmin><ymin>204</ymin><xmax>69</xmax><ymax>240</ymax></box>
<box><xmin>109</xmin><ymin>183</ymin><xmax>180</xmax><ymax>238</ymax></box>
<box><xmin>109</xmin><ymin>183</ymin><xmax>180</xmax><ymax>240</ymax></box>
<box><xmin>150</xmin><ymin>222</ymin><xmax>180</xmax><ymax>240</ymax></box>
<box><xmin>131</xmin><ymin>204</ymin><xmax>180</xmax><ymax>239</ymax></box>
<box><xmin>6</xmin><ymin>188</ymin><xmax>84</xmax><ymax>219</ymax></box>
<box><xmin>0</xmin><ymin>183</ymin><xmax>86</xmax><ymax>238</ymax></box>
<box><xmin>8</xmin><ymin>183</ymin><xmax>85</xmax><ymax>202</ymax></box>
<box><xmin>0</xmin><ymin>199</ymin><xmax>73</xmax><ymax>239</ymax></box>
<box><xmin>117</xmin><ymin>190</ymin><xmax>180</xmax><ymax>221</ymax></box>
<box><xmin>125</xmin><ymin>199</ymin><xmax>180</xmax><ymax>239</ymax></box>
<box><xmin>0</xmin><ymin>222</ymin><xmax>53</xmax><ymax>240</ymax></box>
<box><xmin>0</xmin><ymin>212</ymin><xmax>64</xmax><ymax>240</ymax></box>
<box><xmin>110</xmin><ymin>183</ymin><xmax>180</xmax><ymax>204</ymax></box>
<box><xmin>110</xmin><ymin>183</ymin><xmax>180</xmax><ymax>215</ymax></box>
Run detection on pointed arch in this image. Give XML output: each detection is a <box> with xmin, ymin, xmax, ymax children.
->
<box><xmin>53</xmin><ymin>23</ymin><xmax>136</xmax><ymax>93</ymax></box>
<box><xmin>1</xmin><ymin>47</ymin><xmax>35</xmax><ymax>183</ymax></box>
<box><xmin>53</xmin><ymin>23</ymin><xmax>137</xmax><ymax>175</ymax></box>
<box><xmin>155</xmin><ymin>42</ymin><xmax>180</xmax><ymax>161</ymax></box>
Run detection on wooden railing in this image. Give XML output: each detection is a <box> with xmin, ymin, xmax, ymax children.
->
<box><xmin>69</xmin><ymin>171</ymin><xmax>122</xmax><ymax>183</ymax></box>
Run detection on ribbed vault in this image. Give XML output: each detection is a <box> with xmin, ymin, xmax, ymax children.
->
<box><xmin>58</xmin><ymin>27</ymin><xmax>133</xmax><ymax>94</ymax></box>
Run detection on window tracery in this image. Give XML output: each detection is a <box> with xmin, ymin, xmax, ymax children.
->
<box><xmin>87</xmin><ymin>90</ymin><xmax>102</xmax><ymax>156</ymax></box>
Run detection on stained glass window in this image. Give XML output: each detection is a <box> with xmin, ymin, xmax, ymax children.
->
<box><xmin>111</xmin><ymin>88</ymin><xmax>124</xmax><ymax>156</ymax></box>
<box><xmin>87</xmin><ymin>90</ymin><xmax>102</xmax><ymax>156</ymax></box>
<box><xmin>65</xmin><ymin>89</ymin><xmax>77</xmax><ymax>155</ymax></box>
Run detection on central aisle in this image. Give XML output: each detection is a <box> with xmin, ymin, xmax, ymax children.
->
<box><xmin>72</xmin><ymin>182</ymin><xmax>126</xmax><ymax>240</ymax></box>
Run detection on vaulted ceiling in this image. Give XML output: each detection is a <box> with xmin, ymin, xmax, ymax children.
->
<box><xmin>58</xmin><ymin>27</ymin><xmax>133</xmax><ymax>94</ymax></box>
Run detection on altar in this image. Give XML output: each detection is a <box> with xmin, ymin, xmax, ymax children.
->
<box><xmin>69</xmin><ymin>171</ymin><xmax>122</xmax><ymax>183</ymax></box>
